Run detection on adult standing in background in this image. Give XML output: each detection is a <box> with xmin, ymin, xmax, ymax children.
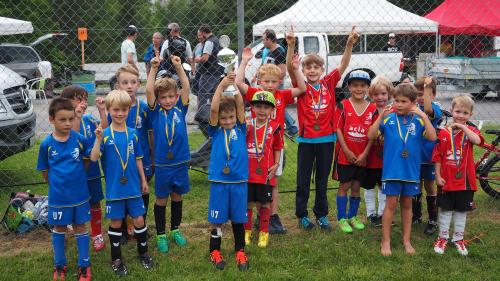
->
<box><xmin>383</xmin><ymin>33</ymin><xmax>400</xmax><ymax>52</ymax></box>
<box><xmin>191</xmin><ymin>30</ymin><xmax>206</xmax><ymax>96</ymax></box>
<box><xmin>121</xmin><ymin>25</ymin><xmax>139</xmax><ymax>67</ymax></box>
<box><xmin>159</xmin><ymin>23</ymin><xmax>193</xmax><ymax>75</ymax></box>
<box><xmin>144</xmin><ymin>32</ymin><xmax>164</xmax><ymax>76</ymax></box>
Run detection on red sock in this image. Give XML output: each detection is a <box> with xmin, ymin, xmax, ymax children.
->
<box><xmin>90</xmin><ymin>208</ymin><xmax>102</xmax><ymax>237</ymax></box>
<box><xmin>259</xmin><ymin>207</ymin><xmax>271</xmax><ymax>233</ymax></box>
<box><xmin>244</xmin><ymin>209</ymin><xmax>253</xmax><ymax>231</ymax></box>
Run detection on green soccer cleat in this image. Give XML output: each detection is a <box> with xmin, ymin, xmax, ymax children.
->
<box><xmin>349</xmin><ymin>216</ymin><xmax>365</xmax><ymax>230</ymax></box>
<box><xmin>338</xmin><ymin>218</ymin><xmax>353</xmax><ymax>233</ymax></box>
<box><xmin>156</xmin><ymin>234</ymin><xmax>169</xmax><ymax>253</ymax></box>
<box><xmin>170</xmin><ymin>229</ymin><xmax>187</xmax><ymax>247</ymax></box>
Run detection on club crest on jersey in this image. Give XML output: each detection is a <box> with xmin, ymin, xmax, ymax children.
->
<box><xmin>276</xmin><ymin>98</ymin><xmax>282</xmax><ymax>107</ymax></box>
<box><xmin>365</xmin><ymin>112</ymin><xmax>373</xmax><ymax>125</ymax></box>
<box><xmin>230</xmin><ymin>129</ymin><xmax>238</xmax><ymax>141</ymax></box>
<box><xmin>128</xmin><ymin>140</ymin><xmax>134</xmax><ymax>155</ymax></box>
<box><xmin>136</xmin><ymin>115</ymin><xmax>143</xmax><ymax>129</ymax></box>
<box><xmin>71</xmin><ymin>148</ymin><xmax>80</xmax><ymax>161</ymax></box>
<box><xmin>173</xmin><ymin>111</ymin><xmax>181</xmax><ymax>124</ymax></box>
<box><xmin>408</xmin><ymin>123</ymin><xmax>416</xmax><ymax>135</ymax></box>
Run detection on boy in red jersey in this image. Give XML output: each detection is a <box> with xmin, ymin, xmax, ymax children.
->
<box><xmin>287</xmin><ymin>26</ymin><xmax>358</xmax><ymax>230</ymax></box>
<box><xmin>244</xmin><ymin>91</ymin><xmax>282</xmax><ymax>248</ymax></box>
<box><xmin>432</xmin><ymin>95</ymin><xmax>483</xmax><ymax>256</ymax></box>
<box><xmin>335</xmin><ymin>70</ymin><xmax>376</xmax><ymax>233</ymax></box>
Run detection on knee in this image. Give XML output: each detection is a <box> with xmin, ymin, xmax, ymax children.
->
<box><xmin>171</xmin><ymin>192</ymin><xmax>182</xmax><ymax>201</ymax></box>
<box><xmin>133</xmin><ymin>216</ymin><xmax>145</xmax><ymax>228</ymax></box>
<box><xmin>155</xmin><ymin>197</ymin><xmax>167</xmax><ymax>206</ymax></box>
<box><xmin>73</xmin><ymin>224</ymin><xmax>87</xmax><ymax>234</ymax></box>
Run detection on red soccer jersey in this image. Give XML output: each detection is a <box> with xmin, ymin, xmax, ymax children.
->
<box><xmin>366</xmin><ymin>109</ymin><xmax>384</xmax><ymax>169</ymax></box>
<box><xmin>296</xmin><ymin>69</ymin><xmax>340</xmax><ymax>138</ymax></box>
<box><xmin>432</xmin><ymin>126</ymin><xmax>484</xmax><ymax>192</ymax></box>
<box><xmin>246</xmin><ymin>119</ymin><xmax>283</xmax><ymax>186</ymax></box>
<box><xmin>246</xmin><ymin>87</ymin><xmax>294</xmax><ymax>143</ymax></box>
<box><xmin>335</xmin><ymin>99</ymin><xmax>376</xmax><ymax>166</ymax></box>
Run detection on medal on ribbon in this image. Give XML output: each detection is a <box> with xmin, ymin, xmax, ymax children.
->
<box><xmin>308</xmin><ymin>83</ymin><xmax>323</xmax><ymax>131</ymax></box>
<box><xmin>253</xmin><ymin>119</ymin><xmax>269</xmax><ymax>175</ymax></box>
<box><xmin>449</xmin><ymin>127</ymin><xmax>466</xmax><ymax>179</ymax></box>
<box><xmin>396</xmin><ymin>114</ymin><xmax>414</xmax><ymax>158</ymax></box>
<box><xmin>223</xmin><ymin>128</ymin><xmax>232</xmax><ymax>175</ymax></box>
<box><xmin>110</xmin><ymin>124</ymin><xmax>130</xmax><ymax>185</ymax></box>
<box><xmin>164</xmin><ymin>110</ymin><xmax>176</xmax><ymax>160</ymax></box>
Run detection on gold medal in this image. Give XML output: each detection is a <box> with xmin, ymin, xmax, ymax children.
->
<box><xmin>455</xmin><ymin>172</ymin><xmax>462</xmax><ymax>179</ymax></box>
<box><xmin>167</xmin><ymin>152</ymin><xmax>174</xmax><ymax>159</ymax></box>
<box><xmin>314</xmin><ymin>124</ymin><xmax>320</xmax><ymax>131</ymax></box>
<box><xmin>256</xmin><ymin>167</ymin><xmax>263</xmax><ymax>175</ymax></box>
<box><xmin>223</xmin><ymin>166</ymin><xmax>231</xmax><ymax>174</ymax></box>
<box><xmin>396</xmin><ymin>114</ymin><xmax>414</xmax><ymax>160</ymax></box>
<box><xmin>120</xmin><ymin>176</ymin><xmax>128</xmax><ymax>184</ymax></box>
<box><xmin>401</xmin><ymin>149</ymin><xmax>409</xmax><ymax>158</ymax></box>
<box><xmin>164</xmin><ymin>110</ymin><xmax>176</xmax><ymax>157</ymax></box>
<box><xmin>377</xmin><ymin>150</ymin><xmax>383</xmax><ymax>158</ymax></box>
<box><xmin>110</xmin><ymin>124</ymin><xmax>130</xmax><ymax>183</ymax></box>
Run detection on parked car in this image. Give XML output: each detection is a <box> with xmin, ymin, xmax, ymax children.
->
<box><xmin>0</xmin><ymin>65</ymin><xmax>36</xmax><ymax>160</ymax></box>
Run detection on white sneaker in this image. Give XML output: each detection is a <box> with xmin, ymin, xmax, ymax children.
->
<box><xmin>433</xmin><ymin>237</ymin><xmax>448</xmax><ymax>254</ymax></box>
<box><xmin>453</xmin><ymin>240</ymin><xmax>468</xmax><ymax>256</ymax></box>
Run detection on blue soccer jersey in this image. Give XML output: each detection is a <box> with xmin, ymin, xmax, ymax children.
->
<box><xmin>108</xmin><ymin>99</ymin><xmax>152</xmax><ymax>168</ymax></box>
<box><xmin>208</xmin><ymin>122</ymin><xmax>248</xmax><ymax>183</ymax></box>
<box><xmin>379</xmin><ymin>112</ymin><xmax>426</xmax><ymax>182</ymax></box>
<box><xmin>99</xmin><ymin>127</ymin><xmax>143</xmax><ymax>201</ymax></box>
<box><xmin>419</xmin><ymin>102</ymin><xmax>442</xmax><ymax>164</ymax></box>
<box><xmin>80</xmin><ymin>114</ymin><xmax>101</xmax><ymax>179</ymax></box>
<box><xmin>37</xmin><ymin>130</ymin><xmax>90</xmax><ymax>207</ymax></box>
<box><xmin>148</xmin><ymin>98</ymin><xmax>190</xmax><ymax>166</ymax></box>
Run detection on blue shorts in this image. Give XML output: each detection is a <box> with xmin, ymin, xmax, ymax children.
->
<box><xmin>420</xmin><ymin>164</ymin><xmax>436</xmax><ymax>181</ymax></box>
<box><xmin>88</xmin><ymin>178</ymin><xmax>104</xmax><ymax>204</ymax></box>
<box><xmin>382</xmin><ymin>181</ymin><xmax>421</xmax><ymax>197</ymax></box>
<box><xmin>155</xmin><ymin>164</ymin><xmax>190</xmax><ymax>198</ymax></box>
<box><xmin>208</xmin><ymin>182</ymin><xmax>248</xmax><ymax>224</ymax></box>
<box><xmin>105</xmin><ymin>197</ymin><xmax>145</xmax><ymax>220</ymax></box>
<box><xmin>144</xmin><ymin>165</ymin><xmax>153</xmax><ymax>179</ymax></box>
<box><xmin>48</xmin><ymin>201</ymin><xmax>91</xmax><ymax>226</ymax></box>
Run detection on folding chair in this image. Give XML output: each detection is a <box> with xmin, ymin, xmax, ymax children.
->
<box><xmin>26</xmin><ymin>77</ymin><xmax>47</xmax><ymax>102</ymax></box>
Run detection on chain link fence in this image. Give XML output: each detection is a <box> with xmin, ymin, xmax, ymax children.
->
<box><xmin>0</xmin><ymin>0</ymin><xmax>499</xmax><ymax>190</ymax></box>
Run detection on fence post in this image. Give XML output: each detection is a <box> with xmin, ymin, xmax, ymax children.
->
<box><xmin>237</xmin><ymin>0</ymin><xmax>244</xmax><ymax>63</ymax></box>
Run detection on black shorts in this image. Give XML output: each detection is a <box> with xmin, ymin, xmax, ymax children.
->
<box><xmin>361</xmin><ymin>168</ymin><xmax>382</xmax><ymax>189</ymax></box>
<box><xmin>248</xmin><ymin>183</ymin><xmax>273</xmax><ymax>203</ymax></box>
<box><xmin>437</xmin><ymin>190</ymin><xmax>475</xmax><ymax>212</ymax></box>
<box><xmin>337</xmin><ymin>164</ymin><xmax>367</xmax><ymax>183</ymax></box>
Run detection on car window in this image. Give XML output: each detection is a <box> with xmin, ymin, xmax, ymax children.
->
<box><xmin>0</xmin><ymin>46</ymin><xmax>39</xmax><ymax>64</ymax></box>
<box><xmin>304</xmin><ymin>36</ymin><xmax>319</xmax><ymax>54</ymax></box>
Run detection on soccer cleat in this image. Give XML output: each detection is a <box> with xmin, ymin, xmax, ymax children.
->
<box><xmin>78</xmin><ymin>266</ymin><xmax>91</xmax><ymax>281</ymax></box>
<box><xmin>375</xmin><ymin>216</ymin><xmax>383</xmax><ymax>227</ymax></box>
<box><xmin>156</xmin><ymin>234</ymin><xmax>169</xmax><ymax>253</ymax></box>
<box><xmin>111</xmin><ymin>259</ymin><xmax>128</xmax><ymax>277</ymax></box>
<box><xmin>453</xmin><ymin>240</ymin><xmax>468</xmax><ymax>256</ymax></box>
<box><xmin>245</xmin><ymin>230</ymin><xmax>252</xmax><ymax>246</ymax></box>
<box><xmin>299</xmin><ymin>217</ymin><xmax>315</xmax><ymax>230</ymax></box>
<box><xmin>139</xmin><ymin>253</ymin><xmax>154</xmax><ymax>270</ymax></box>
<box><xmin>257</xmin><ymin>231</ymin><xmax>269</xmax><ymax>248</ymax></box>
<box><xmin>210</xmin><ymin>250</ymin><xmax>226</xmax><ymax>270</ymax></box>
<box><xmin>170</xmin><ymin>229</ymin><xmax>187</xmax><ymax>247</ymax></box>
<box><xmin>349</xmin><ymin>216</ymin><xmax>365</xmax><ymax>230</ymax></box>
<box><xmin>235</xmin><ymin>250</ymin><xmax>249</xmax><ymax>271</ymax></box>
<box><xmin>53</xmin><ymin>265</ymin><xmax>67</xmax><ymax>280</ymax></box>
<box><xmin>338</xmin><ymin>218</ymin><xmax>353</xmax><ymax>233</ymax></box>
<box><xmin>433</xmin><ymin>237</ymin><xmax>448</xmax><ymax>254</ymax></box>
<box><xmin>92</xmin><ymin>234</ymin><xmax>105</xmax><ymax>252</ymax></box>
<box><xmin>412</xmin><ymin>217</ymin><xmax>422</xmax><ymax>225</ymax></box>
<box><xmin>269</xmin><ymin>214</ymin><xmax>287</xmax><ymax>234</ymax></box>
<box><xmin>316</xmin><ymin>216</ymin><xmax>333</xmax><ymax>231</ymax></box>
<box><xmin>368</xmin><ymin>215</ymin><xmax>379</xmax><ymax>226</ymax></box>
<box><xmin>424</xmin><ymin>221</ymin><xmax>438</xmax><ymax>236</ymax></box>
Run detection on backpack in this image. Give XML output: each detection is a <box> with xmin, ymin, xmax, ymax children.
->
<box><xmin>1</xmin><ymin>192</ymin><xmax>47</xmax><ymax>233</ymax></box>
<box><xmin>167</xmin><ymin>36</ymin><xmax>187</xmax><ymax>63</ymax></box>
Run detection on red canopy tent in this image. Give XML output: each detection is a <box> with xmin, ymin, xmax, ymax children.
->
<box><xmin>424</xmin><ymin>0</ymin><xmax>500</xmax><ymax>36</ymax></box>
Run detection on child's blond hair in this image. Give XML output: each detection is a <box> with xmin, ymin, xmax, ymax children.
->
<box><xmin>116</xmin><ymin>64</ymin><xmax>140</xmax><ymax>81</ymax></box>
<box><xmin>369</xmin><ymin>76</ymin><xmax>394</xmax><ymax>98</ymax></box>
<box><xmin>414</xmin><ymin>76</ymin><xmax>437</xmax><ymax>96</ymax></box>
<box><xmin>301</xmin><ymin>54</ymin><xmax>325</xmax><ymax>68</ymax></box>
<box><xmin>452</xmin><ymin>95</ymin><xmax>475</xmax><ymax>112</ymax></box>
<box><xmin>258</xmin><ymin>64</ymin><xmax>281</xmax><ymax>80</ymax></box>
<box><xmin>105</xmin><ymin>90</ymin><xmax>132</xmax><ymax>109</ymax></box>
<box><xmin>154</xmin><ymin>77</ymin><xmax>177</xmax><ymax>99</ymax></box>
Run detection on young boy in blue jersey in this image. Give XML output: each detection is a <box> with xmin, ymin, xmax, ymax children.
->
<box><xmin>37</xmin><ymin>98</ymin><xmax>92</xmax><ymax>281</ymax></box>
<box><xmin>146</xmin><ymin>52</ymin><xmax>191</xmax><ymax>253</ymax></box>
<box><xmin>61</xmin><ymin>86</ymin><xmax>107</xmax><ymax>252</ymax></box>
<box><xmin>207</xmin><ymin>73</ymin><xmax>249</xmax><ymax>271</ymax></box>
<box><xmin>91</xmin><ymin>90</ymin><xmax>154</xmax><ymax>276</ymax></box>
<box><xmin>413</xmin><ymin>76</ymin><xmax>442</xmax><ymax>235</ymax></box>
<box><xmin>368</xmin><ymin>84</ymin><xmax>437</xmax><ymax>256</ymax></box>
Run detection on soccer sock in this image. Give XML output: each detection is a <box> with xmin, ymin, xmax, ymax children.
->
<box><xmin>438</xmin><ymin>209</ymin><xmax>452</xmax><ymax>240</ymax></box>
<box><xmin>170</xmin><ymin>200</ymin><xmax>183</xmax><ymax>231</ymax></box>
<box><xmin>426</xmin><ymin>195</ymin><xmax>438</xmax><ymax>222</ymax></box>
<box><xmin>209</xmin><ymin>228</ymin><xmax>222</xmax><ymax>252</ymax></box>
<box><xmin>259</xmin><ymin>207</ymin><xmax>271</xmax><ymax>233</ymax></box>
<box><xmin>134</xmin><ymin>226</ymin><xmax>148</xmax><ymax>255</ymax></box>
<box><xmin>377</xmin><ymin>189</ymin><xmax>386</xmax><ymax>217</ymax></box>
<box><xmin>412</xmin><ymin>194</ymin><xmax>422</xmax><ymax>220</ymax></box>
<box><xmin>52</xmin><ymin>230</ymin><xmax>67</xmax><ymax>267</ymax></box>
<box><xmin>347</xmin><ymin>196</ymin><xmax>361</xmax><ymax>219</ymax></box>
<box><xmin>108</xmin><ymin>226</ymin><xmax>122</xmax><ymax>261</ymax></box>
<box><xmin>336</xmin><ymin>195</ymin><xmax>348</xmax><ymax>220</ymax></box>
<box><xmin>364</xmin><ymin>189</ymin><xmax>377</xmax><ymax>217</ymax></box>
<box><xmin>232</xmin><ymin>223</ymin><xmax>245</xmax><ymax>252</ymax></box>
<box><xmin>90</xmin><ymin>208</ymin><xmax>102</xmax><ymax>237</ymax></box>
<box><xmin>75</xmin><ymin>232</ymin><xmax>90</xmax><ymax>268</ymax></box>
<box><xmin>244</xmin><ymin>209</ymin><xmax>253</xmax><ymax>231</ymax></box>
<box><xmin>452</xmin><ymin>211</ymin><xmax>467</xmax><ymax>242</ymax></box>
<box><xmin>142</xmin><ymin>193</ymin><xmax>150</xmax><ymax>218</ymax></box>
<box><xmin>154</xmin><ymin>204</ymin><xmax>166</xmax><ymax>235</ymax></box>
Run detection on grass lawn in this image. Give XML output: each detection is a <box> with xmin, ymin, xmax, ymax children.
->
<box><xmin>0</xmin><ymin>130</ymin><xmax>499</xmax><ymax>280</ymax></box>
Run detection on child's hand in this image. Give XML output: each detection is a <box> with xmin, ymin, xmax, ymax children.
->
<box><xmin>285</xmin><ymin>26</ymin><xmax>295</xmax><ymax>46</ymax></box>
<box><xmin>410</xmin><ymin>105</ymin><xmax>426</xmax><ymax>118</ymax></box>
<box><xmin>382</xmin><ymin>104</ymin><xmax>393</xmax><ymax>117</ymax></box>
<box><xmin>450</xmin><ymin>122</ymin><xmax>466</xmax><ymax>131</ymax></box>
<box><xmin>171</xmin><ymin>55</ymin><xmax>182</xmax><ymax>67</ymax></box>
<box><xmin>150</xmin><ymin>50</ymin><xmax>162</xmax><ymax>69</ymax></box>
<box><xmin>354</xmin><ymin>152</ymin><xmax>367</xmax><ymax>167</ymax></box>
<box><xmin>95</xmin><ymin>125</ymin><xmax>103</xmax><ymax>141</ymax></box>
<box><xmin>424</xmin><ymin>76</ymin><xmax>433</xmax><ymax>86</ymax></box>
<box><xmin>344</xmin><ymin>149</ymin><xmax>357</xmax><ymax>164</ymax></box>
<box><xmin>436</xmin><ymin>175</ymin><xmax>446</xmax><ymax>187</ymax></box>
<box><xmin>141</xmin><ymin>180</ymin><xmax>149</xmax><ymax>194</ymax></box>
<box><xmin>242</xmin><ymin>48</ymin><xmax>253</xmax><ymax>62</ymax></box>
<box><xmin>347</xmin><ymin>26</ymin><xmax>360</xmax><ymax>45</ymax></box>
<box><xmin>291</xmin><ymin>54</ymin><xmax>300</xmax><ymax>70</ymax></box>
<box><xmin>267</xmin><ymin>163</ymin><xmax>279</xmax><ymax>181</ymax></box>
<box><xmin>74</xmin><ymin>104</ymin><xmax>84</xmax><ymax>118</ymax></box>
<box><xmin>220</xmin><ymin>73</ymin><xmax>236</xmax><ymax>89</ymax></box>
<box><xmin>95</xmin><ymin>97</ymin><xmax>106</xmax><ymax>112</ymax></box>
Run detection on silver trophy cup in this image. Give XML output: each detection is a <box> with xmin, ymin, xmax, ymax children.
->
<box><xmin>218</xmin><ymin>35</ymin><xmax>237</xmax><ymax>95</ymax></box>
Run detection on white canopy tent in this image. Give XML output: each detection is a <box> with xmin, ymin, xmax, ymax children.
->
<box><xmin>252</xmin><ymin>0</ymin><xmax>438</xmax><ymax>36</ymax></box>
<box><xmin>0</xmin><ymin>17</ymin><xmax>33</xmax><ymax>35</ymax></box>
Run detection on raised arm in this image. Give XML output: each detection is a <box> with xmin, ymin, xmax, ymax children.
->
<box><xmin>423</xmin><ymin>76</ymin><xmax>434</xmax><ymax>116</ymax></box>
<box><xmin>286</xmin><ymin>26</ymin><xmax>298</xmax><ymax>86</ymax></box>
<box><xmin>290</xmin><ymin>54</ymin><xmax>306</xmax><ymax>97</ymax></box>
<box><xmin>412</xmin><ymin>106</ymin><xmax>437</xmax><ymax>141</ymax></box>
<box><xmin>171</xmin><ymin>55</ymin><xmax>190</xmax><ymax>105</ymax></box>
<box><xmin>338</xmin><ymin>26</ymin><xmax>359</xmax><ymax>76</ymax></box>
<box><xmin>235</xmin><ymin>48</ymin><xmax>253</xmax><ymax>95</ymax></box>
<box><xmin>95</xmin><ymin>97</ymin><xmax>109</xmax><ymax>129</ymax></box>
<box><xmin>210</xmin><ymin>74</ymin><xmax>234</xmax><ymax>126</ymax></box>
<box><xmin>451</xmin><ymin>123</ymin><xmax>482</xmax><ymax>145</ymax></box>
<box><xmin>146</xmin><ymin>51</ymin><xmax>161</xmax><ymax>108</ymax></box>
<box><xmin>90</xmin><ymin>125</ymin><xmax>103</xmax><ymax>162</ymax></box>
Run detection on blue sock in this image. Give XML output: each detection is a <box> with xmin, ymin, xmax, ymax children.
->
<box><xmin>337</xmin><ymin>195</ymin><xmax>348</xmax><ymax>220</ymax></box>
<box><xmin>75</xmin><ymin>232</ymin><xmax>90</xmax><ymax>267</ymax></box>
<box><xmin>348</xmin><ymin>197</ymin><xmax>361</xmax><ymax>219</ymax></box>
<box><xmin>52</xmin><ymin>231</ymin><xmax>66</xmax><ymax>267</ymax></box>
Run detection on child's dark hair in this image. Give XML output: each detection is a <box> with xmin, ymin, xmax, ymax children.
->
<box><xmin>49</xmin><ymin>98</ymin><xmax>74</xmax><ymax>118</ymax></box>
<box><xmin>414</xmin><ymin>76</ymin><xmax>437</xmax><ymax>96</ymax></box>
<box><xmin>394</xmin><ymin>83</ymin><xmax>418</xmax><ymax>102</ymax></box>
<box><xmin>219</xmin><ymin>99</ymin><xmax>236</xmax><ymax>114</ymax></box>
<box><xmin>198</xmin><ymin>24</ymin><xmax>211</xmax><ymax>34</ymax></box>
<box><xmin>263</xmin><ymin>29</ymin><xmax>277</xmax><ymax>43</ymax></box>
<box><xmin>60</xmin><ymin>86</ymin><xmax>88</xmax><ymax>101</ymax></box>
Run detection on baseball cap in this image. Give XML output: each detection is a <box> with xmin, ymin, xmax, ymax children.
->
<box><xmin>347</xmin><ymin>70</ymin><xmax>371</xmax><ymax>86</ymax></box>
<box><xmin>250</xmin><ymin>91</ymin><xmax>276</xmax><ymax>107</ymax></box>
<box><xmin>388</xmin><ymin>33</ymin><xmax>396</xmax><ymax>38</ymax></box>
